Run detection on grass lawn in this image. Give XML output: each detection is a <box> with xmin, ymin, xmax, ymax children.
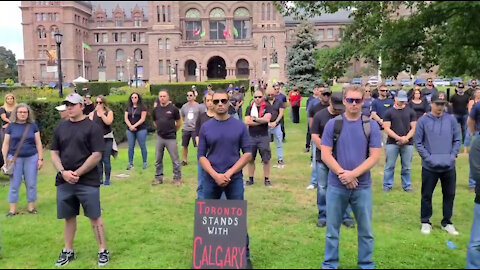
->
<box><xmin>0</xmin><ymin>92</ymin><xmax>475</xmax><ymax>269</ymax></box>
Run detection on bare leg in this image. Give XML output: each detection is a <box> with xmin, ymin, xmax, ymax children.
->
<box><xmin>248</xmin><ymin>161</ymin><xmax>255</xmax><ymax>178</ymax></box>
<box><xmin>64</xmin><ymin>217</ymin><xmax>77</xmax><ymax>250</ymax></box>
<box><xmin>263</xmin><ymin>161</ymin><xmax>270</xmax><ymax>179</ymax></box>
<box><xmin>90</xmin><ymin>217</ymin><xmax>107</xmax><ymax>251</ymax></box>
<box><xmin>27</xmin><ymin>202</ymin><xmax>35</xmax><ymax>212</ymax></box>
<box><xmin>9</xmin><ymin>202</ymin><xmax>17</xmax><ymax>213</ymax></box>
<box><xmin>182</xmin><ymin>146</ymin><xmax>188</xmax><ymax>163</ymax></box>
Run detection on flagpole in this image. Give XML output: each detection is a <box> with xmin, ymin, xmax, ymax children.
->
<box><xmin>82</xmin><ymin>41</ymin><xmax>86</xmax><ymax>78</ymax></box>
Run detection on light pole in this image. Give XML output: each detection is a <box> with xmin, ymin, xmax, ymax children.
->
<box><xmin>199</xmin><ymin>62</ymin><xmax>202</xmax><ymax>82</ymax></box>
<box><xmin>168</xmin><ymin>62</ymin><xmax>171</xmax><ymax>83</ymax></box>
<box><xmin>54</xmin><ymin>32</ymin><xmax>63</xmax><ymax>97</ymax></box>
<box><xmin>134</xmin><ymin>59</ymin><xmax>138</xmax><ymax>88</ymax></box>
<box><xmin>127</xmin><ymin>58</ymin><xmax>131</xmax><ymax>85</ymax></box>
<box><xmin>175</xmin><ymin>59</ymin><xmax>179</xmax><ymax>82</ymax></box>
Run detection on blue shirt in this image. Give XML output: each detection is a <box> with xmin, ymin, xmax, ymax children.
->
<box><xmin>6</xmin><ymin>122</ymin><xmax>39</xmax><ymax>158</ymax></box>
<box><xmin>321</xmin><ymin>115</ymin><xmax>382</xmax><ymax>189</ymax></box>
<box><xmin>275</xmin><ymin>93</ymin><xmax>287</xmax><ymax>106</ymax></box>
<box><xmin>307</xmin><ymin>97</ymin><xmax>320</xmax><ymax>114</ymax></box>
<box><xmin>470</xmin><ymin>103</ymin><xmax>480</xmax><ymax>131</ymax></box>
<box><xmin>198</xmin><ymin>117</ymin><xmax>252</xmax><ymax>175</ymax></box>
<box><xmin>362</xmin><ymin>98</ymin><xmax>374</xmax><ymax>117</ymax></box>
<box><xmin>371</xmin><ymin>98</ymin><xmax>394</xmax><ymax>119</ymax></box>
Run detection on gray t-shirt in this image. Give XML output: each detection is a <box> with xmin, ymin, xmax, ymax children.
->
<box><xmin>181</xmin><ymin>102</ymin><xmax>201</xmax><ymax>131</ymax></box>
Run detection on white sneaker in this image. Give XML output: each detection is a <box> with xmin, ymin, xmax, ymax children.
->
<box><xmin>306</xmin><ymin>184</ymin><xmax>315</xmax><ymax>190</ymax></box>
<box><xmin>442</xmin><ymin>224</ymin><xmax>459</xmax><ymax>235</ymax></box>
<box><xmin>421</xmin><ymin>223</ymin><xmax>432</xmax><ymax>234</ymax></box>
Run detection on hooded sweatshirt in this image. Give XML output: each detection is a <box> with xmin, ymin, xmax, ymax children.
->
<box><xmin>469</xmin><ymin>136</ymin><xmax>480</xmax><ymax>204</ymax></box>
<box><xmin>414</xmin><ymin>112</ymin><xmax>461</xmax><ymax>173</ymax></box>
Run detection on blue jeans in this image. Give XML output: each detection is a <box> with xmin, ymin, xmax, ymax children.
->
<box><xmin>98</xmin><ymin>138</ymin><xmax>113</xmax><ymax>182</ymax></box>
<box><xmin>323</xmin><ymin>186</ymin><xmax>374</xmax><ymax>269</ymax></box>
<box><xmin>126</xmin><ymin>129</ymin><xmax>147</xmax><ymax>164</ymax></box>
<box><xmin>467</xmin><ymin>203</ymin><xmax>480</xmax><ymax>269</ymax></box>
<box><xmin>316</xmin><ymin>162</ymin><xmax>353</xmax><ymax>223</ymax></box>
<box><xmin>203</xmin><ymin>172</ymin><xmax>244</xmax><ymax>200</ymax></box>
<box><xmin>383</xmin><ymin>144</ymin><xmax>413</xmax><ymax>190</ymax></box>
<box><xmin>454</xmin><ymin>114</ymin><xmax>468</xmax><ymax>144</ymax></box>
<box><xmin>197</xmin><ymin>162</ymin><xmax>205</xmax><ymax>200</ymax></box>
<box><xmin>268</xmin><ymin>124</ymin><xmax>283</xmax><ymax>161</ymax></box>
<box><xmin>310</xmin><ymin>147</ymin><xmax>318</xmax><ymax>186</ymax></box>
<box><xmin>8</xmin><ymin>153</ymin><xmax>38</xmax><ymax>203</ymax></box>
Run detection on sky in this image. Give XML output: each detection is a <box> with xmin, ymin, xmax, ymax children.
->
<box><xmin>0</xmin><ymin>1</ymin><xmax>23</xmax><ymax>59</ymax></box>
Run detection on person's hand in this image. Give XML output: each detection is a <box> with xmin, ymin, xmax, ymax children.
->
<box><xmin>62</xmin><ymin>170</ymin><xmax>79</xmax><ymax>184</ymax></box>
<box><xmin>213</xmin><ymin>173</ymin><xmax>229</xmax><ymax>187</ymax></box>
<box><xmin>224</xmin><ymin>169</ymin><xmax>233</xmax><ymax>182</ymax></box>
<box><xmin>345</xmin><ymin>180</ymin><xmax>359</xmax><ymax>190</ymax></box>
<box><xmin>268</xmin><ymin>122</ymin><xmax>277</xmax><ymax>129</ymax></box>
<box><xmin>37</xmin><ymin>159</ymin><xmax>43</xmax><ymax>170</ymax></box>
<box><xmin>129</xmin><ymin>125</ymin><xmax>137</xmax><ymax>132</ymax></box>
<box><xmin>338</xmin><ymin>170</ymin><xmax>357</xmax><ymax>185</ymax></box>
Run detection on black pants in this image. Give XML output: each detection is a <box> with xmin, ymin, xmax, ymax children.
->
<box><xmin>292</xmin><ymin>106</ymin><xmax>300</xmax><ymax>123</ymax></box>
<box><xmin>306</xmin><ymin>123</ymin><xmax>311</xmax><ymax>149</ymax></box>
<box><xmin>280</xmin><ymin>117</ymin><xmax>286</xmax><ymax>140</ymax></box>
<box><xmin>421</xmin><ymin>167</ymin><xmax>456</xmax><ymax>226</ymax></box>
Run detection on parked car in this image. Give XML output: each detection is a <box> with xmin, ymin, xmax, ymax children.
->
<box><xmin>451</xmin><ymin>77</ymin><xmax>463</xmax><ymax>86</ymax></box>
<box><xmin>367</xmin><ymin>76</ymin><xmax>379</xmax><ymax>86</ymax></box>
<box><xmin>130</xmin><ymin>80</ymin><xmax>146</xmax><ymax>87</ymax></box>
<box><xmin>385</xmin><ymin>79</ymin><xmax>395</xmax><ymax>86</ymax></box>
<box><xmin>414</xmin><ymin>78</ymin><xmax>427</xmax><ymax>86</ymax></box>
<box><xmin>400</xmin><ymin>78</ymin><xmax>412</xmax><ymax>86</ymax></box>
<box><xmin>433</xmin><ymin>78</ymin><xmax>450</xmax><ymax>87</ymax></box>
<box><xmin>351</xmin><ymin>77</ymin><xmax>362</xmax><ymax>84</ymax></box>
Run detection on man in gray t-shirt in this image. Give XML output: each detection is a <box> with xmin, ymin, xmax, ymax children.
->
<box><xmin>180</xmin><ymin>91</ymin><xmax>202</xmax><ymax>166</ymax></box>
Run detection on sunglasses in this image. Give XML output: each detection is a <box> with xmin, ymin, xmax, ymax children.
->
<box><xmin>213</xmin><ymin>99</ymin><xmax>228</xmax><ymax>105</ymax></box>
<box><xmin>365</xmin><ymin>90</ymin><xmax>371</xmax><ymax>93</ymax></box>
<box><xmin>254</xmin><ymin>96</ymin><xmax>263</xmax><ymax>99</ymax></box>
<box><xmin>267</xmin><ymin>94</ymin><xmax>275</xmax><ymax>97</ymax></box>
<box><xmin>97</xmin><ymin>101</ymin><xmax>103</xmax><ymax>104</ymax></box>
<box><xmin>345</xmin><ymin>98</ymin><xmax>363</xmax><ymax>104</ymax></box>
<box><xmin>322</xmin><ymin>92</ymin><xmax>332</xmax><ymax>96</ymax></box>
<box><xmin>428</xmin><ymin>81</ymin><xmax>433</xmax><ymax>83</ymax></box>
<box><xmin>379</xmin><ymin>90</ymin><xmax>388</xmax><ymax>92</ymax></box>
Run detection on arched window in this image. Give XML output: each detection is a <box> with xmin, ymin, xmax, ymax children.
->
<box><xmin>185</xmin><ymin>8</ymin><xmax>202</xmax><ymax>40</ymax></box>
<box><xmin>262</xmin><ymin>36</ymin><xmax>267</xmax><ymax>48</ymax></box>
<box><xmin>116</xmin><ymin>49</ymin><xmax>124</xmax><ymax>61</ymax></box>
<box><xmin>50</xmin><ymin>25</ymin><xmax>59</xmax><ymax>38</ymax></box>
<box><xmin>234</xmin><ymin>8</ymin><xmax>250</xmax><ymax>40</ymax></box>
<box><xmin>158</xmin><ymin>38</ymin><xmax>163</xmax><ymax>50</ymax></box>
<box><xmin>209</xmin><ymin>8</ymin><xmax>226</xmax><ymax>40</ymax></box>
<box><xmin>134</xmin><ymin>49</ymin><xmax>143</xmax><ymax>61</ymax></box>
<box><xmin>267</xmin><ymin>3</ymin><xmax>271</xmax><ymax>20</ymax></box>
<box><xmin>261</xmin><ymin>3</ymin><xmax>265</xmax><ymax>20</ymax></box>
<box><xmin>272</xmin><ymin>6</ymin><xmax>277</xmax><ymax>20</ymax></box>
<box><xmin>270</xmin><ymin>36</ymin><xmax>275</xmax><ymax>48</ymax></box>
<box><xmin>37</xmin><ymin>26</ymin><xmax>46</xmax><ymax>39</ymax></box>
<box><xmin>236</xmin><ymin>59</ymin><xmax>249</xmax><ymax>77</ymax></box>
<box><xmin>166</xmin><ymin>38</ymin><xmax>170</xmax><ymax>50</ymax></box>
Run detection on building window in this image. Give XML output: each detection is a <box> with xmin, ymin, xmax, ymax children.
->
<box><xmin>261</xmin><ymin>3</ymin><xmax>265</xmax><ymax>20</ymax></box>
<box><xmin>270</xmin><ymin>36</ymin><xmax>275</xmax><ymax>48</ymax></box>
<box><xmin>134</xmin><ymin>17</ymin><xmax>142</xmax><ymax>27</ymax></box>
<box><xmin>116</xmin><ymin>66</ymin><xmax>124</xmax><ymax>80</ymax></box>
<box><xmin>318</xmin><ymin>29</ymin><xmax>324</xmax><ymax>41</ymax></box>
<box><xmin>166</xmin><ymin>60</ymin><xmax>171</xmax><ymax>74</ymax></box>
<box><xmin>134</xmin><ymin>49</ymin><xmax>143</xmax><ymax>61</ymax></box>
<box><xmin>327</xmin><ymin>29</ymin><xmax>334</xmax><ymax>39</ymax></box>
<box><xmin>339</xmin><ymin>28</ymin><xmax>344</xmax><ymax>40</ymax></box>
<box><xmin>36</xmin><ymin>13</ymin><xmax>41</xmax><ymax>21</ymax></box>
<box><xmin>37</xmin><ymin>26</ymin><xmax>46</xmax><ymax>39</ymax></box>
<box><xmin>115</xmin><ymin>16</ymin><xmax>123</xmax><ymax>27</ymax></box>
<box><xmin>157</xmin><ymin>6</ymin><xmax>160</xmax><ymax>22</ymax></box>
<box><xmin>40</xmin><ymin>64</ymin><xmax>46</xmax><ymax>78</ymax></box>
<box><xmin>113</xmin><ymin>33</ymin><xmax>119</xmax><ymax>42</ymax></box>
<box><xmin>159</xmin><ymin>60</ymin><xmax>164</xmax><ymax>75</ymax></box>
<box><xmin>116</xmin><ymin>49</ymin><xmax>124</xmax><ymax>61</ymax></box>
<box><xmin>262</xmin><ymin>36</ymin><xmax>267</xmax><ymax>48</ymax></box>
<box><xmin>94</xmin><ymin>33</ymin><xmax>100</xmax><ymax>43</ymax></box>
<box><xmin>186</xmin><ymin>8</ymin><xmax>201</xmax><ymax>18</ymax></box>
<box><xmin>132</xmin><ymin>33</ymin><xmax>137</xmax><ymax>42</ymax></box>
<box><xmin>42</xmin><ymin>13</ymin><xmax>47</xmax><ymax>21</ymax></box>
<box><xmin>140</xmin><ymin>33</ymin><xmax>146</xmax><ymax>43</ymax></box>
<box><xmin>262</xmin><ymin>58</ymin><xmax>267</xmax><ymax>74</ymax></box>
<box><xmin>267</xmin><ymin>3</ymin><xmax>271</xmax><ymax>20</ymax></box>
<box><xmin>102</xmin><ymin>33</ymin><xmax>108</xmax><ymax>43</ymax></box>
<box><xmin>48</xmin><ymin>13</ymin><xmax>53</xmax><ymax>21</ymax></box>
<box><xmin>166</xmin><ymin>38</ymin><xmax>170</xmax><ymax>50</ymax></box>
<box><xmin>167</xmin><ymin>5</ymin><xmax>171</xmax><ymax>22</ymax></box>
<box><xmin>158</xmin><ymin>39</ymin><xmax>163</xmax><ymax>50</ymax></box>
<box><xmin>162</xmin><ymin>5</ymin><xmax>166</xmax><ymax>22</ymax></box>
<box><xmin>272</xmin><ymin>6</ymin><xmax>277</xmax><ymax>20</ymax></box>
<box><xmin>50</xmin><ymin>26</ymin><xmax>59</xmax><ymax>39</ymax></box>
<box><xmin>236</xmin><ymin>59</ymin><xmax>249</xmax><ymax>77</ymax></box>
<box><xmin>186</xmin><ymin>21</ymin><xmax>202</xmax><ymax>40</ymax></box>
<box><xmin>233</xmin><ymin>8</ymin><xmax>250</xmax><ymax>40</ymax></box>
<box><xmin>209</xmin><ymin>8</ymin><xmax>226</xmax><ymax>40</ymax></box>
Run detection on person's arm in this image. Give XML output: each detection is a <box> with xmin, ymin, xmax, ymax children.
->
<box><xmin>34</xmin><ymin>131</ymin><xmax>43</xmax><ymax>170</ymax></box>
<box><xmin>468</xmin><ymin>116</ymin><xmax>476</xmax><ymax>133</ymax></box>
<box><xmin>99</xmin><ymin>110</ymin><xmax>114</xmax><ymax>125</ymax></box>
<box><xmin>224</xmin><ymin>153</ymin><xmax>252</xmax><ymax>180</ymax></box>
<box><xmin>124</xmin><ymin>111</ymin><xmax>132</xmax><ymax>128</ymax></box>
<box><xmin>321</xmin><ymin>145</ymin><xmax>344</xmax><ymax>176</ymax></box>
<box><xmin>312</xmin><ymin>133</ymin><xmax>321</xmax><ymax>150</ymax></box>
<box><xmin>414</xmin><ymin>119</ymin><xmax>430</xmax><ymax>159</ymax></box>
<box><xmin>404</xmin><ymin>121</ymin><xmax>417</xmax><ymax>141</ymax></box>
<box><xmin>370</xmin><ymin>111</ymin><xmax>382</xmax><ymax>124</ymax></box>
<box><xmin>175</xmin><ymin>118</ymin><xmax>182</xmax><ymax>132</ymax></box>
<box><xmin>131</xmin><ymin>111</ymin><xmax>147</xmax><ymax>129</ymax></box>
<box><xmin>451</xmin><ymin>117</ymin><xmax>461</xmax><ymax>157</ymax></box>
<box><xmin>74</xmin><ymin>151</ymin><xmax>103</xmax><ymax>177</ymax></box>
<box><xmin>1</xmin><ymin>113</ymin><xmax>9</xmax><ymax>124</ymax></box>
<box><xmin>2</xmin><ymin>133</ymin><xmax>9</xmax><ymax>164</ymax></box>
<box><xmin>383</xmin><ymin>121</ymin><xmax>401</xmax><ymax>141</ymax></box>
<box><xmin>255</xmin><ymin>112</ymin><xmax>272</xmax><ymax>124</ymax></box>
<box><xmin>245</xmin><ymin>115</ymin><xmax>258</xmax><ymax>126</ymax></box>
<box><xmin>50</xmin><ymin>150</ymin><xmax>79</xmax><ymax>184</ymax></box>
<box><xmin>276</xmin><ymin>107</ymin><xmax>285</xmax><ymax>123</ymax></box>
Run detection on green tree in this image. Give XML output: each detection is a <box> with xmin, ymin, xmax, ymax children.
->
<box><xmin>276</xmin><ymin>1</ymin><xmax>480</xmax><ymax>79</ymax></box>
<box><xmin>286</xmin><ymin>20</ymin><xmax>323</xmax><ymax>94</ymax></box>
<box><xmin>0</xmin><ymin>46</ymin><xmax>18</xmax><ymax>82</ymax></box>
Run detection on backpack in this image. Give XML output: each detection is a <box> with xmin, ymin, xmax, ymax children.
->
<box><xmin>332</xmin><ymin>114</ymin><xmax>371</xmax><ymax>159</ymax></box>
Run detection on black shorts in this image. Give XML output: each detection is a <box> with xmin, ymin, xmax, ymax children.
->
<box><xmin>182</xmin><ymin>130</ymin><xmax>197</xmax><ymax>147</ymax></box>
<box><xmin>250</xmin><ymin>135</ymin><xmax>271</xmax><ymax>163</ymax></box>
<box><xmin>57</xmin><ymin>183</ymin><xmax>101</xmax><ymax>219</ymax></box>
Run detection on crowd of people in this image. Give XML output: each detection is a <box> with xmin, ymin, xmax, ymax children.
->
<box><xmin>0</xmin><ymin>76</ymin><xmax>479</xmax><ymax>268</ymax></box>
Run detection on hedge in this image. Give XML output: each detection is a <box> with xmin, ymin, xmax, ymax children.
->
<box><xmin>28</xmin><ymin>94</ymin><xmax>157</xmax><ymax>147</ymax></box>
<box><xmin>0</xmin><ymin>86</ymin><xmax>21</xmax><ymax>92</ymax></box>
<box><xmin>74</xmin><ymin>82</ymin><xmax>128</xmax><ymax>96</ymax></box>
<box><xmin>150</xmin><ymin>79</ymin><xmax>249</xmax><ymax>107</ymax></box>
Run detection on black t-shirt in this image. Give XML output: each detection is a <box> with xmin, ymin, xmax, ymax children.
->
<box><xmin>245</xmin><ymin>103</ymin><xmax>273</xmax><ymax>137</ymax></box>
<box><xmin>195</xmin><ymin>112</ymin><xmax>213</xmax><ymax>138</ymax></box>
<box><xmin>383</xmin><ymin>107</ymin><xmax>417</xmax><ymax>145</ymax></box>
<box><xmin>83</xmin><ymin>103</ymin><xmax>95</xmax><ymax>115</ymax></box>
<box><xmin>126</xmin><ymin>105</ymin><xmax>147</xmax><ymax>130</ymax></box>
<box><xmin>152</xmin><ymin>103</ymin><xmax>180</xmax><ymax>139</ymax></box>
<box><xmin>408</xmin><ymin>100</ymin><xmax>429</xmax><ymax>120</ymax></box>
<box><xmin>311</xmin><ymin>107</ymin><xmax>336</xmax><ymax>163</ymax></box>
<box><xmin>308</xmin><ymin>102</ymin><xmax>329</xmax><ymax>118</ymax></box>
<box><xmin>267</xmin><ymin>99</ymin><xmax>284</xmax><ymax>122</ymax></box>
<box><xmin>0</xmin><ymin>107</ymin><xmax>11</xmax><ymax>125</ymax></box>
<box><xmin>51</xmin><ymin>118</ymin><xmax>105</xmax><ymax>186</ymax></box>
<box><xmin>450</xmin><ymin>94</ymin><xmax>470</xmax><ymax>115</ymax></box>
<box><xmin>92</xmin><ymin>111</ymin><xmax>112</xmax><ymax>135</ymax></box>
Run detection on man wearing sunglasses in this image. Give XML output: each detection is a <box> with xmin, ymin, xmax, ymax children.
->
<box><xmin>245</xmin><ymin>91</ymin><xmax>273</xmax><ymax>186</ymax></box>
<box><xmin>415</xmin><ymin>92</ymin><xmax>461</xmax><ymax>235</ymax></box>
<box><xmin>371</xmin><ymin>84</ymin><xmax>394</xmax><ymax>144</ymax></box>
<box><xmin>320</xmin><ymin>85</ymin><xmax>382</xmax><ymax>269</ymax></box>
<box><xmin>180</xmin><ymin>90</ymin><xmax>201</xmax><ymax>166</ymax></box>
<box><xmin>421</xmin><ymin>77</ymin><xmax>438</xmax><ymax>104</ymax></box>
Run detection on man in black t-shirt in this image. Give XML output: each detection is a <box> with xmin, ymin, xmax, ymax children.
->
<box><xmin>152</xmin><ymin>90</ymin><xmax>182</xmax><ymax>185</ymax></box>
<box><xmin>382</xmin><ymin>90</ymin><xmax>417</xmax><ymax>192</ymax></box>
<box><xmin>311</xmin><ymin>92</ymin><xmax>353</xmax><ymax>228</ymax></box>
<box><xmin>245</xmin><ymin>90</ymin><xmax>273</xmax><ymax>186</ymax></box>
<box><xmin>450</xmin><ymin>83</ymin><xmax>470</xmax><ymax>143</ymax></box>
<box><xmin>50</xmin><ymin>93</ymin><xmax>110</xmax><ymax>267</ymax></box>
<box><xmin>82</xmin><ymin>94</ymin><xmax>94</xmax><ymax>115</ymax></box>
<box><xmin>266</xmin><ymin>88</ymin><xmax>285</xmax><ymax>168</ymax></box>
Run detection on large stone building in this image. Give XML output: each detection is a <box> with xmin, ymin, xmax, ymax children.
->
<box><xmin>18</xmin><ymin>1</ymin><xmax>353</xmax><ymax>85</ymax></box>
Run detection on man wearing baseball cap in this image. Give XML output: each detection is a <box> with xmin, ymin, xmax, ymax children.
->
<box><xmin>83</xmin><ymin>94</ymin><xmax>94</xmax><ymax>116</ymax></box>
<box><xmin>415</xmin><ymin>91</ymin><xmax>461</xmax><ymax>235</ymax></box>
<box><xmin>50</xmin><ymin>93</ymin><xmax>110</xmax><ymax>266</ymax></box>
<box><xmin>382</xmin><ymin>90</ymin><xmax>417</xmax><ymax>192</ymax></box>
<box><xmin>55</xmin><ymin>104</ymin><xmax>69</xmax><ymax>120</ymax></box>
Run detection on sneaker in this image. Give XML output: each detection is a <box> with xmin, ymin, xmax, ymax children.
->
<box><xmin>404</xmin><ymin>188</ymin><xmax>413</xmax><ymax>193</ymax></box>
<box><xmin>28</xmin><ymin>208</ymin><xmax>38</xmax><ymax>214</ymax></box>
<box><xmin>245</xmin><ymin>180</ymin><xmax>254</xmax><ymax>186</ymax></box>
<box><xmin>317</xmin><ymin>220</ymin><xmax>326</xmax><ymax>228</ymax></box>
<box><xmin>264</xmin><ymin>180</ymin><xmax>272</xmax><ymax>187</ymax></box>
<box><xmin>152</xmin><ymin>179</ymin><xmax>163</xmax><ymax>186</ymax></box>
<box><xmin>273</xmin><ymin>160</ymin><xmax>285</xmax><ymax>168</ymax></box>
<box><xmin>126</xmin><ymin>163</ymin><xmax>133</xmax><ymax>170</ymax></box>
<box><xmin>342</xmin><ymin>220</ymin><xmax>355</xmax><ymax>228</ymax></box>
<box><xmin>181</xmin><ymin>161</ymin><xmax>188</xmax><ymax>166</ymax></box>
<box><xmin>55</xmin><ymin>249</ymin><xmax>75</xmax><ymax>266</ymax></box>
<box><xmin>421</xmin><ymin>223</ymin><xmax>432</xmax><ymax>234</ymax></box>
<box><xmin>142</xmin><ymin>162</ymin><xmax>147</xmax><ymax>170</ymax></box>
<box><xmin>442</xmin><ymin>224</ymin><xmax>459</xmax><ymax>235</ymax></box>
<box><xmin>383</xmin><ymin>187</ymin><xmax>392</xmax><ymax>192</ymax></box>
<box><xmin>306</xmin><ymin>184</ymin><xmax>315</xmax><ymax>190</ymax></box>
<box><xmin>6</xmin><ymin>212</ymin><xmax>16</xmax><ymax>217</ymax></box>
<box><xmin>304</xmin><ymin>147</ymin><xmax>310</xmax><ymax>153</ymax></box>
<box><xmin>104</xmin><ymin>180</ymin><xmax>110</xmax><ymax>186</ymax></box>
<box><xmin>98</xmin><ymin>250</ymin><xmax>110</xmax><ymax>267</ymax></box>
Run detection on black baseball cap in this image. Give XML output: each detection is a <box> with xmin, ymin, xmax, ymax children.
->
<box><xmin>330</xmin><ymin>92</ymin><xmax>345</xmax><ymax>111</ymax></box>
<box><xmin>431</xmin><ymin>91</ymin><xmax>448</xmax><ymax>104</ymax></box>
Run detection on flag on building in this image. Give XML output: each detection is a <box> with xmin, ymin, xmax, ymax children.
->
<box><xmin>194</xmin><ymin>29</ymin><xmax>200</xmax><ymax>36</ymax></box>
<box><xmin>223</xmin><ymin>29</ymin><xmax>229</xmax><ymax>38</ymax></box>
<box><xmin>200</xmin><ymin>30</ymin><xmax>205</xmax><ymax>38</ymax></box>
<box><xmin>82</xmin><ymin>42</ymin><xmax>91</xmax><ymax>51</ymax></box>
<box><xmin>233</xmin><ymin>27</ymin><xmax>239</xmax><ymax>38</ymax></box>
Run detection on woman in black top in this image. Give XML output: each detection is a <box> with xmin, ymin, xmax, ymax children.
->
<box><xmin>408</xmin><ymin>88</ymin><xmax>428</xmax><ymax>120</ymax></box>
<box><xmin>124</xmin><ymin>92</ymin><xmax>148</xmax><ymax>170</ymax></box>
<box><xmin>89</xmin><ymin>95</ymin><xmax>114</xmax><ymax>185</ymax></box>
<box><xmin>1</xmin><ymin>93</ymin><xmax>17</xmax><ymax>135</ymax></box>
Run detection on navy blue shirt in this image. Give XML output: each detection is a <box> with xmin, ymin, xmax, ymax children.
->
<box><xmin>6</xmin><ymin>123</ymin><xmax>39</xmax><ymax>158</ymax></box>
<box><xmin>470</xmin><ymin>102</ymin><xmax>480</xmax><ymax>131</ymax></box>
<box><xmin>371</xmin><ymin>98</ymin><xmax>394</xmax><ymax>119</ymax></box>
<box><xmin>198</xmin><ymin>117</ymin><xmax>251</xmax><ymax>175</ymax></box>
<box><xmin>322</xmin><ymin>115</ymin><xmax>382</xmax><ymax>190</ymax></box>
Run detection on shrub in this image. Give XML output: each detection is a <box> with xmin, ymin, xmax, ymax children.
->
<box><xmin>75</xmin><ymin>82</ymin><xmax>128</xmax><ymax>96</ymax></box>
